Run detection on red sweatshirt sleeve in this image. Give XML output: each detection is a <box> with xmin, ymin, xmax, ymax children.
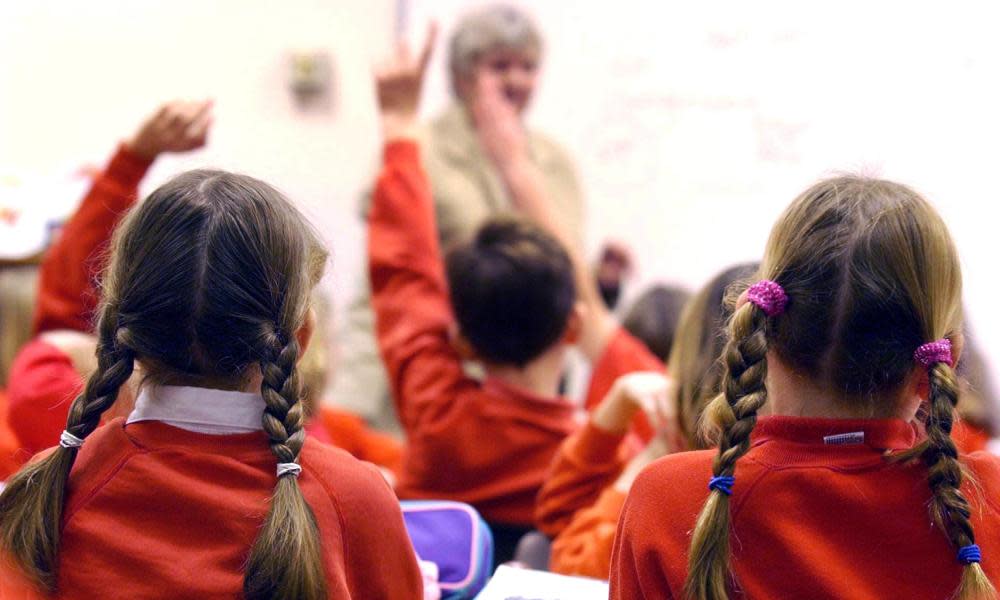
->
<box><xmin>32</xmin><ymin>144</ymin><xmax>151</xmax><ymax>334</ymax></box>
<box><xmin>368</xmin><ymin>141</ymin><xmax>473</xmax><ymax>433</ymax></box>
<box><xmin>535</xmin><ymin>421</ymin><xmax>636</xmax><ymax>537</ymax></box>
<box><xmin>6</xmin><ymin>339</ymin><xmax>82</xmax><ymax>455</ymax></box>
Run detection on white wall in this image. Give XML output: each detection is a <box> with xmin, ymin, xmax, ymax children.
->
<box><xmin>0</xmin><ymin>0</ymin><xmax>394</xmax><ymax>319</ymax></box>
<box><xmin>5</xmin><ymin>1</ymin><xmax>1000</xmax><ymax>397</ymax></box>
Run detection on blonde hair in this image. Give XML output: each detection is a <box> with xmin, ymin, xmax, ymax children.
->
<box><xmin>0</xmin><ymin>266</ymin><xmax>38</xmax><ymax>387</ymax></box>
<box><xmin>667</xmin><ymin>263</ymin><xmax>756</xmax><ymax>449</ymax></box>
<box><xmin>685</xmin><ymin>177</ymin><xmax>995</xmax><ymax>600</ymax></box>
<box><xmin>298</xmin><ymin>292</ymin><xmax>331</xmax><ymax>416</ymax></box>
<box><xmin>0</xmin><ymin>170</ymin><xmax>330</xmax><ymax>598</ymax></box>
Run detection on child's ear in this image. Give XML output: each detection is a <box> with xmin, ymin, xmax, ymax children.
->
<box><xmin>295</xmin><ymin>307</ymin><xmax>316</xmax><ymax>360</ymax></box>
<box><xmin>449</xmin><ymin>324</ymin><xmax>478</xmax><ymax>361</ymax></box>
<box><xmin>562</xmin><ymin>301</ymin><xmax>586</xmax><ymax>345</ymax></box>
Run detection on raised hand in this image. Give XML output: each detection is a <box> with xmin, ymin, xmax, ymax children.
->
<box><xmin>375</xmin><ymin>24</ymin><xmax>437</xmax><ymax>141</ymax></box>
<box><xmin>592</xmin><ymin>371</ymin><xmax>676</xmax><ymax>436</ymax></box>
<box><xmin>126</xmin><ymin>99</ymin><xmax>214</xmax><ymax>161</ymax></box>
<box><xmin>471</xmin><ymin>69</ymin><xmax>528</xmax><ymax>170</ymax></box>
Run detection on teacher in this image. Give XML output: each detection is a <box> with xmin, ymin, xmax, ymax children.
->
<box><xmin>335</xmin><ymin>4</ymin><xmax>585</xmax><ymax>430</ymax></box>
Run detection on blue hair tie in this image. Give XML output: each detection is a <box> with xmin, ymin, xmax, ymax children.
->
<box><xmin>958</xmin><ymin>544</ymin><xmax>982</xmax><ymax>565</ymax></box>
<box><xmin>708</xmin><ymin>475</ymin><xmax>735</xmax><ymax>496</ymax></box>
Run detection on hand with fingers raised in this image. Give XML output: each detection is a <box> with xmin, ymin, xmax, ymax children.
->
<box><xmin>126</xmin><ymin>99</ymin><xmax>214</xmax><ymax>161</ymax></box>
<box><xmin>375</xmin><ymin>24</ymin><xmax>438</xmax><ymax>142</ymax></box>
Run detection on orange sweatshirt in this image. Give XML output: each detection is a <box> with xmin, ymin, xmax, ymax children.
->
<box><xmin>369</xmin><ymin>141</ymin><xmax>581</xmax><ymax>526</ymax></box>
<box><xmin>0</xmin><ymin>419</ymin><xmax>423</xmax><ymax>599</ymax></box>
<box><xmin>6</xmin><ymin>145</ymin><xmax>149</xmax><ymax>456</ymax></box>
<box><xmin>535</xmin><ymin>328</ymin><xmax>662</xmax><ymax>538</ymax></box>
<box><xmin>315</xmin><ymin>404</ymin><xmax>403</xmax><ymax>473</ymax></box>
<box><xmin>610</xmin><ymin>416</ymin><xmax>1000</xmax><ymax>599</ymax></box>
<box><xmin>540</xmin><ymin>422</ymin><xmax>633</xmax><ymax>579</ymax></box>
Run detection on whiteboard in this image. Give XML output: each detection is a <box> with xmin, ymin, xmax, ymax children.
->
<box><xmin>406</xmin><ymin>0</ymin><xmax>1000</xmax><ymax>404</ymax></box>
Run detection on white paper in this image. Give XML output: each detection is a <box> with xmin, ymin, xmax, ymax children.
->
<box><xmin>474</xmin><ymin>565</ymin><xmax>609</xmax><ymax>600</ymax></box>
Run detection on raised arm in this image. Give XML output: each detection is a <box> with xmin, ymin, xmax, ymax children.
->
<box><xmin>33</xmin><ymin>100</ymin><xmax>213</xmax><ymax>336</ymax></box>
<box><xmin>369</xmin><ymin>26</ymin><xmax>480</xmax><ymax>429</ymax></box>
<box><xmin>9</xmin><ymin>101</ymin><xmax>212</xmax><ymax>454</ymax></box>
<box><xmin>470</xmin><ymin>74</ymin><xmax>617</xmax><ymax>361</ymax></box>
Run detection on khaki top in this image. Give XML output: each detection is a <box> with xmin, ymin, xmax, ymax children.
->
<box><xmin>420</xmin><ymin>103</ymin><xmax>584</xmax><ymax>246</ymax></box>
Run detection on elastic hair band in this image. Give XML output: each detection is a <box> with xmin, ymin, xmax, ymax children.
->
<box><xmin>708</xmin><ymin>475</ymin><xmax>735</xmax><ymax>496</ymax></box>
<box><xmin>746</xmin><ymin>280</ymin><xmax>788</xmax><ymax>317</ymax></box>
<box><xmin>914</xmin><ymin>339</ymin><xmax>954</xmax><ymax>368</ymax></box>
<box><xmin>276</xmin><ymin>462</ymin><xmax>302</xmax><ymax>478</ymax></box>
<box><xmin>958</xmin><ymin>544</ymin><xmax>982</xmax><ymax>565</ymax></box>
<box><xmin>59</xmin><ymin>430</ymin><xmax>84</xmax><ymax>449</ymax></box>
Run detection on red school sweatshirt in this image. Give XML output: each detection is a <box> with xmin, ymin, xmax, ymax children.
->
<box><xmin>6</xmin><ymin>145</ymin><xmax>150</xmax><ymax>456</ymax></box>
<box><xmin>534</xmin><ymin>327</ymin><xmax>662</xmax><ymax>537</ymax></box>
<box><xmin>368</xmin><ymin>141</ymin><xmax>582</xmax><ymax>526</ymax></box>
<box><xmin>610</xmin><ymin>416</ymin><xmax>1000</xmax><ymax>600</ymax></box>
<box><xmin>0</xmin><ymin>419</ymin><xmax>423</xmax><ymax>599</ymax></box>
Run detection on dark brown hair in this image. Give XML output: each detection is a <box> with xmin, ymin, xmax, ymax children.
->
<box><xmin>686</xmin><ymin>177</ymin><xmax>995</xmax><ymax>600</ymax></box>
<box><xmin>445</xmin><ymin>216</ymin><xmax>575</xmax><ymax>367</ymax></box>
<box><xmin>621</xmin><ymin>284</ymin><xmax>691</xmax><ymax>363</ymax></box>
<box><xmin>0</xmin><ymin>170</ymin><xmax>329</xmax><ymax>599</ymax></box>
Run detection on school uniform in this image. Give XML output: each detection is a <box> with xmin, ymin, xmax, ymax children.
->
<box><xmin>610</xmin><ymin>416</ymin><xmax>1000</xmax><ymax>600</ymax></box>
<box><xmin>312</xmin><ymin>404</ymin><xmax>403</xmax><ymax>474</ymax></box>
<box><xmin>534</xmin><ymin>329</ymin><xmax>662</xmax><ymax>538</ymax></box>
<box><xmin>6</xmin><ymin>144</ymin><xmax>149</xmax><ymax>455</ymax></box>
<box><xmin>4</xmin><ymin>148</ymin><xmax>400</xmax><ymax>474</ymax></box>
<box><xmin>0</xmin><ymin>385</ymin><xmax>424</xmax><ymax>599</ymax></box>
<box><xmin>370</xmin><ymin>140</ymin><xmax>591</xmax><ymax>530</ymax></box>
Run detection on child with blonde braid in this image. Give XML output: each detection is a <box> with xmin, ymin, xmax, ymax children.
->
<box><xmin>0</xmin><ymin>168</ymin><xmax>422</xmax><ymax>598</ymax></box>
<box><xmin>610</xmin><ymin>177</ymin><xmax>1000</xmax><ymax>600</ymax></box>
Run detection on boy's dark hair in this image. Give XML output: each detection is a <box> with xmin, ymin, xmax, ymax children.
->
<box><xmin>622</xmin><ymin>285</ymin><xmax>691</xmax><ymax>362</ymax></box>
<box><xmin>445</xmin><ymin>216</ymin><xmax>576</xmax><ymax>367</ymax></box>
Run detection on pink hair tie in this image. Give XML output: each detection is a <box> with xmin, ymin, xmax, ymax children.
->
<box><xmin>746</xmin><ymin>280</ymin><xmax>788</xmax><ymax>317</ymax></box>
<box><xmin>914</xmin><ymin>339</ymin><xmax>954</xmax><ymax>368</ymax></box>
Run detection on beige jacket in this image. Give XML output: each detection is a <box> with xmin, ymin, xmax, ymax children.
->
<box><xmin>333</xmin><ymin>105</ymin><xmax>584</xmax><ymax>429</ymax></box>
<box><xmin>422</xmin><ymin>103</ymin><xmax>584</xmax><ymax>247</ymax></box>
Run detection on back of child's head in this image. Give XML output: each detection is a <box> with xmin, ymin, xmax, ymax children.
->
<box><xmin>621</xmin><ymin>284</ymin><xmax>691</xmax><ymax>363</ymax></box>
<box><xmin>666</xmin><ymin>263</ymin><xmax>757</xmax><ymax>449</ymax></box>
<box><xmin>686</xmin><ymin>176</ymin><xmax>995</xmax><ymax>600</ymax></box>
<box><xmin>445</xmin><ymin>216</ymin><xmax>575</xmax><ymax>367</ymax></box>
<box><xmin>0</xmin><ymin>169</ymin><xmax>330</xmax><ymax>599</ymax></box>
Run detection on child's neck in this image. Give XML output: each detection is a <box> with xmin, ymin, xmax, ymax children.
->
<box><xmin>484</xmin><ymin>348</ymin><xmax>566</xmax><ymax>399</ymax></box>
<box><xmin>765</xmin><ymin>353</ymin><xmax>917</xmax><ymax>421</ymax></box>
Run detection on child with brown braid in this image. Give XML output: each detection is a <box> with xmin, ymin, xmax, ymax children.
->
<box><xmin>610</xmin><ymin>178</ymin><xmax>1000</xmax><ymax>600</ymax></box>
<box><xmin>0</xmin><ymin>170</ymin><xmax>422</xmax><ymax>598</ymax></box>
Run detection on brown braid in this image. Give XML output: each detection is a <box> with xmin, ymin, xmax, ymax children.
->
<box><xmin>244</xmin><ymin>333</ymin><xmax>327</xmax><ymax>600</ymax></box>
<box><xmin>922</xmin><ymin>363</ymin><xmax>996</xmax><ymax>599</ymax></box>
<box><xmin>685</xmin><ymin>302</ymin><xmax>770</xmax><ymax>600</ymax></box>
<box><xmin>0</xmin><ymin>311</ymin><xmax>135</xmax><ymax>590</ymax></box>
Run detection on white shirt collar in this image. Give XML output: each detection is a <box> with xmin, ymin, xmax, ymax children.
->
<box><xmin>127</xmin><ymin>385</ymin><xmax>266</xmax><ymax>435</ymax></box>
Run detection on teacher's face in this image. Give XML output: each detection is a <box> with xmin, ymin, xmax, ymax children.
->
<box><xmin>466</xmin><ymin>47</ymin><xmax>540</xmax><ymax>114</ymax></box>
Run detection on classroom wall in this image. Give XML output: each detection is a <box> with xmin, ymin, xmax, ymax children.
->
<box><xmin>0</xmin><ymin>0</ymin><xmax>394</xmax><ymax>322</ymax></box>
<box><xmin>4</xmin><ymin>1</ymin><xmax>1000</xmax><ymax>405</ymax></box>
